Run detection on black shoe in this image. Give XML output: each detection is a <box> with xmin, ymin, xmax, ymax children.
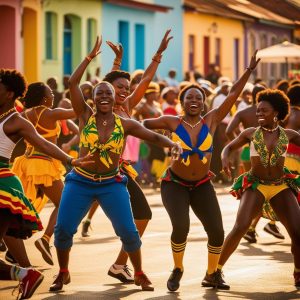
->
<box><xmin>5</xmin><ymin>251</ymin><xmax>17</xmax><ymax>264</ymax></box>
<box><xmin>263</xmin><ymin>223</ymin><xmax>285</xmax><ymax>239</ymax></box>
<box><xmin>167</xmin><ymin>268</ymin><xmax>183</xmax><ymax>292</ymax></box>
<box><xmin>81</xmin><ymin>220</ymin><xmax>91</xmax><ymax>237</ymax></box>
<box><xmin>202</xmin><ymin>270</ymin><xmax>230</xmax><ymax>290</ymax></box>
<box><xmin>243</xmin><ymin>229</ymin><xmax>257</xmax><ymax>243</ymax></box>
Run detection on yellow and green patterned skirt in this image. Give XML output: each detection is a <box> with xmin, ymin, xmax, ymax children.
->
<box><xmin>231</xmin><ymin>167</ymin><xmax>300</xmax><ymax>221</ymax></box>
<box><xmin>0</xmin><ymin>162</ymin><xmax>43</xmax><ymax>239</ymax></box>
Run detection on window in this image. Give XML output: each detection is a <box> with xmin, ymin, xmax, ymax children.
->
<box><xmin>135</xmin><ymin>24</ymin><xmax>145</xmax><ymax>69</ymax></box>
<box><xmin>87</xmin><ymin>19</ymin><xmax>97</xmax><ymax>53</ymax></box>
<box><xmin>119</xmin><ymin>21</ymin><xmax>129</xmax><ymax>71</ymax></box>
<box><xmin>203</xmin><ymin>36</ymin><xmax>210</xmax><ymax>76</ymax></box>
<box><xmin>215</xmin><ymin>37</ymin><xmax>221</xmax><ymax>67</ymax></box>
<box><xmin>45</xmin><ymin>12</ymin><xmax>57</xmax><ymax>60</ymax></box>
<box><xmin>188</xmin><ymin>35</ymin><xmax>195</xmax><ymax>70</ymax></box>
<box><xmin>233</xmin><ymin>38</ymin><xmax>239</xmax><ymax>80</ymax></box>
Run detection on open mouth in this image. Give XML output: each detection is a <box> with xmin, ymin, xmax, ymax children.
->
<box><xmin>99</xmin><ymin>100</ymin><xmax>110</xmax><ymax>105</ymax></box>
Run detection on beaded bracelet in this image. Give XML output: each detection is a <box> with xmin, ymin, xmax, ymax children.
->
<box><xmin>66</xmin><ymin>156</ymin><xmax>74</xmax><ymax>167</ymax></box>
<box><xmin>85</xmin><ymin>56</ymin><xmax>92</xmax><ymax>62</ymax></box>
<box><xmin>152</xmin><ymin>52</ymin><xmax>162</xmax><ymax>63</ymax></box>
<box><xmin>113</xmin><ymin>59</ymin><xmax>122</xmax><ymax>66</ymax></box>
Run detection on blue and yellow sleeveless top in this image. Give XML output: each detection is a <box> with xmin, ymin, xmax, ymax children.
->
<box><xmin>172</xmin><ymin>118</ymin><xmax>213</xmax><ymax>166</ymax></box>
<box><xmin>80</xmin><ymin>113</ymin><xmax>124</xmax><ymax>168</ymax></box>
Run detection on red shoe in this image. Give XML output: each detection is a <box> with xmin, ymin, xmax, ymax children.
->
<box><xmin>294</xmin><ymin>271</ymin><xmax>300</xmax><ymax>289</ymax></box>
<box><xmin>19</xmin><ymin>269</ymin><xmax>44</xmax><ymax>299</ymax></box>
<box><xmin>134</xmin><ymin>272</ymin><xmax>154</xmax><ymax>291</ymax></box>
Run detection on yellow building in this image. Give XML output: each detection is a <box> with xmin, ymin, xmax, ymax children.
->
<box><xmin>183</xmin><ymin>1</ymin><xmax>250</xmax><ymax>82</ymax></box>
<box><xmin>23</xmin><ymin>0</ymin><xmax>41</xmax><ymax>83</ymax></box>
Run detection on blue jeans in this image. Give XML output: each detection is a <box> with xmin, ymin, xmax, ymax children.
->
<box><xmin>54</xmin><ymin>170</ymin><xmax>141</xmax><ymax>252</ymax></box>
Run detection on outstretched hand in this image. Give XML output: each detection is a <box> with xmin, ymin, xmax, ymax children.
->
<box><xmin>71</xmin><ymin>154</ymin><xmax>94</xmax><ymax>167</ymax></box>
<box><xmin>88</xmin><ymin>36</ymin><xmax>102</xmax><ymax>59</ymax></box>
<box><xmin>248</xmin><ymin>50</ymin><xmax>260</xmax><ymax>71</ymax></box>
<box><xmin>106</xmin><ymin>41</ymin><xmax>123</xmax><ymax>60</ymax></box>
<box><xmin>157</xmin><ymin>29</ymin><xmax>173</xmax><ymax>54</ymax></box>
<box><xmin>171</xmin><ymin>142</ymin><xmax>183</xmax><ymax>161</ymax></box>
<box><xmin>221</xmin><ymin>156</ymin><xmax>232</xmax><ymax>179</ymax></box>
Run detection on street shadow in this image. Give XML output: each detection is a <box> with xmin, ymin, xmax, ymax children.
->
<box><xmin>208</xmin><ymin>289</ymin><xmax>300</xmax><ymax>300</ymax></box>
<box><xmin>40</xmin><ymin>284</ymin><xmax>142</xmax><ymax>299</ymax></box>
<box><xmin>237</xmin><ymin>242</ymin><xmax>291</xmax><ymax>265</ymax></box>
<box><xmin>146</xmin><ymin>293</ymin><xmax>184</xmax><ymax>300</ymax></box>
<box><xmin>75</xmin><ymin>236</ymin><xmax>118</xmax><ymax>245</ymax></box>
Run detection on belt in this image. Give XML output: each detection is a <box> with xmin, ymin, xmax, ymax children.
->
<box><xmin>74</xmin><ymin>167</ymin><xmax>120</xmax><ymax>182</ymax></box>
<box><xmin>258</xmin><ymin>178</ymin><xmax>284</xmax><ymax>186</ymax></box>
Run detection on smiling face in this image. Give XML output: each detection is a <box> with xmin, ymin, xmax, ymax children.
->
<box><xmin>256</xmin><ymin>101</ymin><xmax>278</xmax><ymax>127</ymax></box>
<box><xmin>93</xmin><ymin>82</ymin><xmax>115</xmax><ymax>113</ymax></box>
<box><xmin>111</xmin><ymin>77</ymin><xmax>130</xmax><ymax>105</ymax></box>
<box><xmin>182</xmin><ymin>88</ymin><xmax>204</xmax><ymax>116</ymax></box>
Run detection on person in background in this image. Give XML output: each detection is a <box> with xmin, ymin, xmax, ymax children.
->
<box><xmin>285</xmin><ymin>84</ymin><xmax>300</xmax><ymax>174</ymax></box>
<box><xmin>165</xmin><ymin>69</ymin><xmax>179</xmax><ymax>87</ymax></box>
<box><xmin>46</xmin><ymin>77</ymin><xmax>63</xmax><ymax>108</ymax></box>
<box><xmin>12</xmin><ymin>82</ymin><xmax>76</xmax><ymax>266</ymax></box>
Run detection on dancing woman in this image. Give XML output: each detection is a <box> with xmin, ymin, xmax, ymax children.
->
<box><xmin>12</xmin><ymin>82</ymin><xmax>76</xmax><ymax>266</ymax></box>
<box><xmin>80</xmin><ymin>31</ymin><xmax>172</xmax><ymax>283</ymax></box>
<box><xmin>220</xmin><ymin>89</ymin><xmax>300</xmax><ymax>288</ymax></box>
<box><xmin>50</xmin><ymin>36</ymin><xmax>181</xmax><ymax>292</ymax></box>
<box><xmin>143</xmin><ymin>52</ymin><xmax>260</xmax><ymax>291</ymax></box>
<box><xmin>0</xmin><ymin>69</ymin><xmax>90</xmax><ymax>299</ymax></box>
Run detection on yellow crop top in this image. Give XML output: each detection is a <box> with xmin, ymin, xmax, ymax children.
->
<box><xmin>171</xmin><ymin>118</ymin><xmax>213</xmax><ymax>166</ymax></box>
<box><xmin>25</xmin><ymin>106</ymin><xmax>61</xmax><ymax>138</ymax></box>
<box><xmin>80</xmin><ymin>113</ymin><xmax>124</xmax><ymax>168</ymax></box>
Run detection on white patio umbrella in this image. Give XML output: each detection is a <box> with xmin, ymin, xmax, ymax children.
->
<box><xmin>257</xmin><ymin>41</ymin><xmax>300</xmax><ymax>78</ymax></box>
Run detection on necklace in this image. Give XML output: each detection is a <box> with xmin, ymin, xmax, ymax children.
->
<box><xmin>182</xmin><ymin>118</ymin><xmax>202</xmax><ymax>129</ymax></box>
<box><xmin>261</xmin><ymin>125</ymin><xmax>279</xmax><ymax>133</ymax></box>
<box><xmin>0</xmin><ymin>107</ymin><xmax>16</xmax><ymax>120</ymax></box>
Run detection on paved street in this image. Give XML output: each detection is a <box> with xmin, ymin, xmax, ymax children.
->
<box><xmin>1</xmin><ymin>186</ymin><xmax>299</xmax><ymax>300</ymax></box>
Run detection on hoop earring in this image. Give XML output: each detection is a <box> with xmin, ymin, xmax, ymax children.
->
<box><xmin>273</xmin><ymin>116</ymin><xmax>278</xmax><ymax>122</ymax></box>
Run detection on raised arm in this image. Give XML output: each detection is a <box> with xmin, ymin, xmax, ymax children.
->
<box><xmin>69</xmin><ymin>36</ymin><xmax>102</xmax><ymax>119</ymax></box>
<box><xmin>49</xmin><ymin>108</ymin><xmax>76</xmax><ymax>121</ymax></box>
<box><xmin>225</xmin><ymin>111</ymin><xmax>242</xmax><ymax>140</ymax></box>
<box><xmin>221</xmin><ymin>128</ymin><xmax>253</xmax><ymax>177</ymax></box>
<box><xmin>126</xmin><ymin>30</ymin><xmax>173</xmax><ymax>112</ymax></box>
<box><xmin>143</xmin><ymin>115</ymin><xmax>177</xmax><ymax>131</ymax></box>
<box><xmin>15</xmin><ymin>116</ymin><xmax>89</xmax><ymax>167</ymax></box>
<box><xmin>124</xmin><ymin>118</ymin><xmax>181</xmax><ymax>153</ymax></box>
<box><xmin>214</xmin><ymin>51</ymin><xmax>260</xmax><ymax>124</ymax></box>
<box><xmin>107</xmin><ymin>41</ymin><xmax>123</xmax><ymax>71</ymax></box>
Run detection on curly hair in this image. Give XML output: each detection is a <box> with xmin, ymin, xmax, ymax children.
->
<box><xmin>179</xmin><ymin>83</ymin><xmax>206</xmax><ymax>106</ymax></box>
<box><xmin>102</xmin><ymin>70</ymin><xmax>130</xmax><ymax>84</ymax></box>
<box><xmin>252</xmin><ymin>84</ymin><xmax>266</xmax><ymax>104</ymax></box>
<box><xmin>275</xmin><ymin>79</ymin><xmax>289</xmax><ymax>94</ymax></box>
<box><xmin>256</xmin><ymin>89</ymin><xmax>290</xmax><ymax>121</ymax></box>
<box><xmin>23</xmin><ymin>82</ymin><xmax>47</xmax><ymax>108</ymax></box>
<box><xmin>287</xmin><ymin>84</ymin><xmax>300</xmax><ymax>106</ymax></box>
<box><xmin>0</xmin><ymin>68</ymin><xmax>27</xmax><ymax>100</ymax></box>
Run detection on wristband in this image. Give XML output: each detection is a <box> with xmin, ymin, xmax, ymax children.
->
<box><xmin>246</xmin><ymin>67</ymin><xmax>254</xmax><ymax>72</ymax></box>
<box><xmin>113</xmin><ymin>59</ymin><xmax>122</xmax><ymax>66</ymax></box>
<box><xmin>152</xmin><ymin>52</ymin><xmax>162</xmax><ymax>63</ymax></box>
<box><xmin>85</xmin><ymin>56</ymin><xmax>92</xmax><ymax>62</ymax></box>
<box><xmin>67</xmin><ymin>156</ymin><xmax>74</xmax><ymax>167</ymax></box>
